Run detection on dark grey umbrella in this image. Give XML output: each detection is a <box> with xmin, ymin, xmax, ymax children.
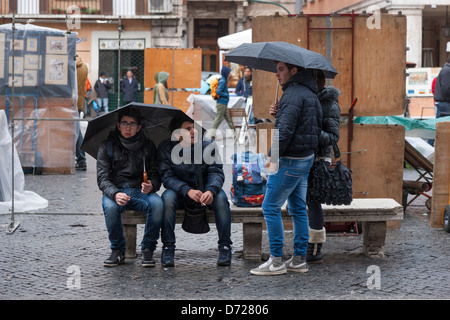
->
<box><xmin>224</xmin><ymin>41</ymin><xmax>338</xmax><ymax>78</ymax></box>
<box><xmin>81</xmin><ymin>102</ymin><xmax>199</xmax><ymax>159</ymax></box>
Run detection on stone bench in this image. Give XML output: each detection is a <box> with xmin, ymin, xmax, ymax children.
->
<box><xmin>122</xmin><ymin>198</ymin><xmax>403</xmax><ymax>260</ymax></box>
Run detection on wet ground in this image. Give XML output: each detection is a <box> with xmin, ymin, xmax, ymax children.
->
<box><xmin>1</xmin><ymin>137</ymin><xmax>449</xmax><ymax>304</ymax></box>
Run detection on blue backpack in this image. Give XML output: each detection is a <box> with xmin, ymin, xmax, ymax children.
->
<box><xmin>230</xmin><ymin>151</ymin><xmax>269</xmax><ymax>207</ymax></box>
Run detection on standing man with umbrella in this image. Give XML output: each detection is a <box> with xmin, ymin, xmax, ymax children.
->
<box><xmin>96</xmin><ymin>106</ymin><xmax>163</xmax><ymax>267</ymax></box>
<box><xmin>225</xmin><ymin>41</ymin><xmax>336</xmax><ymax>275</ymax></box>
<box><xmin>250</xmin><ymin>62</ymin><xmax>322</xmax><ymax>275</ymax></box>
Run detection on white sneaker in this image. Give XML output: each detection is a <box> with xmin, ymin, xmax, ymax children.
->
<box><xmin>250</xmin><ymin>255</ymin><xmax>287</xmax><ymax>276</ymax></box>
<box><xmin>285</xmin><ymin>255</ymin><xmax>309</xmax><ymax>273</ymax></box>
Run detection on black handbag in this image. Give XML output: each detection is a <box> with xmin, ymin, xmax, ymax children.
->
<box><xmin>307</xmin><ymin>137</ymin><xmax>353</xmax><ymax>205</ymax></box>
<box><xmin>182</xmin><ymin>165</ymin><xmax>210</xmax><ymax>234</ymax></box>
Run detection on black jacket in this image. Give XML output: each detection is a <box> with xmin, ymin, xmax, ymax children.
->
<box><xmin>94</xmin><ymin>79</ymin><xmax>111</xmax><ymax>99</ymax></box>
<box><xmin>121</xmin><ymin>77</ymin><xmax>139</xmax><ymax>103</ymax></box>
<box><xmin>158</xmin><ymin>139</ymin><xmax>224</xmax><ymax>198</ymax></box>
<box><xmin>434</xmin><ymin>63</ymin><xmax>450</xmax><ymax>102</ymax></box>
<box><xmin>97</xmin><ymin>129</ymin><xmax>160</xmax><ymax>200</ymax></box>
<box><xmin>270</xmin><ymin>69</ymin><xmax>322</xmax><ymax>161</ymax></box>
<box><xmin>316</xmin><ymin>86</ymin><xmax>341</xmax><ymax>159</ymax></box>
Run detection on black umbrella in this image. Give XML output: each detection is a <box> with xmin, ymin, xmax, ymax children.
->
<box><xmin>81</xmin><ymin>102</ymin><xmax>198</xmax><ymax>159</ymax></box>
<box><xmin>225</xmin><ymin>41</ymin><xmax>338</xmax><ymax>79</ymax></box>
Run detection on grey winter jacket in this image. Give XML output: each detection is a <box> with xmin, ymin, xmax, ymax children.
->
<box><xmin>97</xmin><ymin>129</ymin><xmax>161</xmax><ymax>200</ymax></box>
<box><xmin>316</xmin><ymin>86</ymin><xmax>341</xmax><ymax>159</ymax></box>
<box><xmin>270</xmin><ymin>69</ymin><xmax>322</xmax><ymax>162</ymax></box>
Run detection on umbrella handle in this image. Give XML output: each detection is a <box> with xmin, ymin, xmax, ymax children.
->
<box><xmin>275</xmin><ymin>81</ymin><xmax>279</xmax><ymax>104</ymax></box>
<box><xmin>143</xmin><ymin>171</ymin><xmax>148</xmax><ymax>183</ymax></box>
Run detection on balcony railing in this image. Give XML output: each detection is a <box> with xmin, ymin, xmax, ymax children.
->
<box><xmin>0</xmin><ymin>0</ymin><xmax>178</xmax><ymax>16</ymax></box>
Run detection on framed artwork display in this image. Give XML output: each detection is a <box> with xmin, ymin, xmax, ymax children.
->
<box><xmin>27</xmin><ymin>38</ymin><xmax>38</xmax><ymax>52</ymax></box>
<box><xmin>9</xmin><ymin>56</ymin><xmax>24</xmax><ymax>75</ymax></box>
<box><xmin>0</xmin><ymin>33</ymin><xmax>4</xmax><ymax>78</ymax></box>
<box><xmin>46</xmin><ymin>36</ymin><xmax>67</xmax><ymax>55</ymax></box>
<box><xmin>9</xmin><ymin>76</ymin><xmax>23</xmax><ymax>87</ymax></box>
<box><xmin>24</xmin><ymin>70</ymin><xmax>38</xmax><ymax>86</ymax></box>
<box><xmin>24</xmin><ymin>54</ymin><xmax>40</xmax><ymax>70</ymax></box>
<box><xmin>10</xmin><ymin>39</ymin><xmax>24</xmax><ymax>51</ymax></box>
<box><xmin>45</xmin><ymin>54</ymin><xmax>68</xmax><ymax>85</ymax></box>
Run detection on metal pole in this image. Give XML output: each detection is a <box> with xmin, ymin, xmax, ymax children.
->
<box><xmin>117</xmin><ymin>16</ymin><xmax>122</xmax><ymax>108</ymax></box>
<box><xmin>7</xmin><ymin>14</ymin><xmax>20</xmax><ymax>234</ymax></box>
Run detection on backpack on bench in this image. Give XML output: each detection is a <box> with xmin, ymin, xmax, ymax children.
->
<box><xmin>230</xmin><ymin>151</ymin><xmax>269</xmax><ymax>207</ymax></box>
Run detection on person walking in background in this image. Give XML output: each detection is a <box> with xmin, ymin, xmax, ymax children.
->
<box><xmin>250</xmin><ymin>62</ymin><xmax>322</xmax><ymax>276</ymax></box>
<box><xmin>306</xmin><ymin>70</ymin><xmax>341</xmax><ymax>264</ymax></box>
<box><xmin>210</xmin><ymin>66</ymin><xmax>234</xmax><ymax>140</ymax></box>
<box><xmin>235</xmin><ymin>66</ymin><xmax>252</xmax><ymax>98</ymax></box>
<box><xmin>75</xmin><ymin>55</ymin><xmax>88</xmax><ymax>171</ymax></box>
<box><xmin>153</xmin><ymin>71</ymin><xmax>170</xmax><ymax>105</ymax></box>
<box><xmin>121</xmin><ymin>70</ymin><xmax>139</xmax><ymax>105</ymax></box>
<box><xmin>94</xmin><ymin>72</ymin><xmax>111</xmax><ymax>114</ymax></box>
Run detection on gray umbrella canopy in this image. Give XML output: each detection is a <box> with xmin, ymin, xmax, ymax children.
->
<box><xmin>225</xmin><ymin>41</ymin><xmax>338</xmax><ymax>78</ymax></box>
<box><xmin>81</xmin><ymin>102</ymin><xmax>199</xmax><ymax>159</ymax></box>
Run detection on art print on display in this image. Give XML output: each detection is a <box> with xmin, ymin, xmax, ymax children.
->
<box><xmin>9</xmin><ymin>76</ymin><xmax>23</xmax><ymax>87</ymax></box>
<box><xmin>24</xmin><ymin>70</ymin><xmax>38</xmax><ymax>86</ymax></box>
<box><xmin>10</xmin><ymin>39</ymin><xmax>24</xmax><ymax>51</ymax></box>
<box><xmin>9</xmin><ymin>56</ymin><xmax>24</xmax><ymax>75</ymax></box>
<box><xmin>45</xmin><ymin>55</ymin><xmax>68</xmax><ymax>85</ymax></box>
<box><xmin>0</xmin><ymin>33</ymin><xmax>4</xmax><ymax>78</ymax></box>
<box><xmin>46</xmin><ymin>36</ymin><xmax>67</xmax><ymax>54</ymax></box>
<box><xmin>24</xmin><ymin>54</ymin><xmax>40</xmax><ymax>70</ymax></box>
<box><xmin>27</xmin><ymin>38</ymin><xmax>38</xmax><ymax>52</ymax></box>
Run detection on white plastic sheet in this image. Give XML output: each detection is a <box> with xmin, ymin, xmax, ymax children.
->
<box><xmin>0</xmin><ymin>110</ymin><xmax>48</xmax><ymax>214</ymax></box>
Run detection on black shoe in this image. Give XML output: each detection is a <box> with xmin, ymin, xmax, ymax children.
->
<box><xmin>142</xmin><ymin>248</ymin><xmax>155</xmax><ymax>267</ymax></box>
<box><xmin>217</xmin><ymin>245</ymin><xmax>232</xmax><ymax>266</ymax></box>
<box><xmin>306</xmin><ymin>243</ymin><xmax>323</xmax><ymax>263</ymax></box>
<box><xmin>104</xmin><ymin>250</ymin><xmax>125</xmax><ymax>267</ymax></box>
<box><xmin>75</xmin><ymin>162</ymin><xmax>87</xmax><ymax>171</ymax></box>
<box><xmin>161</xmin><ymin>247</ymin><xmax>175</xmax><ymax>267</ymax></box>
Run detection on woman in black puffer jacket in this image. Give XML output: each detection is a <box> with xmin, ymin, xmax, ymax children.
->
<box><xmin>306</xmin><ymin>71</ymin><xmax>341</xmax><ymax>264</ymax></box>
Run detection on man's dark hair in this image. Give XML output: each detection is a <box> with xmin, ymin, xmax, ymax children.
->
<box><xmin>117</xmin><ymin>106</ymin><xmax>142</xmax><ymax>124</ymax></box>
<box><xmin>274</xmin><ymin>61</ymin><xmax>304</xmax><ymax>73</ymax></box>
<box><xmin>447</xmin><ymin>55</ymin><xmax>450</xmax><ymax>64</ymax></box>
<box><xmin>169</xmin><ymin>113</ymin><xmax>194</xmax><ymax>133</ymax></box>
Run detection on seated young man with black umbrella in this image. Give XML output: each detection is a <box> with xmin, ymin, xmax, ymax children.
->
<box><xmin>97</xmin><ymin>106</ymin><xmax>163</xmax><ymax>267</ymax></box>
<box><xmin>157</xmin><ymin>114</ymin><xmax>232</xmax><ymax>267</ymax></box>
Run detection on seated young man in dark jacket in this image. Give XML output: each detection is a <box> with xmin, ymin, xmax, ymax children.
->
<box><xmin>158</xmin><ymin>115</ymin><xmax>232</xmax><ymax>267</ymax></box>
<box><xmin>97</xmin><ymin>106</ymin><xmax>163</xmax><ymax>267</ymax></box>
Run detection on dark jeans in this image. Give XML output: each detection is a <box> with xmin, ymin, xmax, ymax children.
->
<box><xmin>161</xmin><ymin>189</ymin><xmax>232</xmax><ymax>250</ymax></box>
<box><xmin>436</xmin><ymin>101</ymin><xmax>450</xmax><ymax>118</ymax></box>
<box><xmin>102</xmin><ymin>188</ymin><xmax>163</xmax><ymax>253</ymax></box>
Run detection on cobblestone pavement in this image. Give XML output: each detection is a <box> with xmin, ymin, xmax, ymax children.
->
<box><xmin>1</xmin><ymin>150</ymin><xmax>450</xmax><ymax>302</ymax></box>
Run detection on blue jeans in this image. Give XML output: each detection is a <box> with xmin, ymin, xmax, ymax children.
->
<box><xmin>161</xmin><ymin>189</ymin><xmax>232</xmax><ymax>250</ymax></box>
<box><xmin>97</xmin><ymin>97</ymin><xmax>109</xmax><ymax>114</ymax></box>
<box><xmin>262</xmin><ymin>156</ymin><xmax>314</xmax><ymax>257</ymax></box>
<box><xmin>102</xmin><ymin>188</ymin><xmax>163</xmax><ymax>253</ymax></box>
